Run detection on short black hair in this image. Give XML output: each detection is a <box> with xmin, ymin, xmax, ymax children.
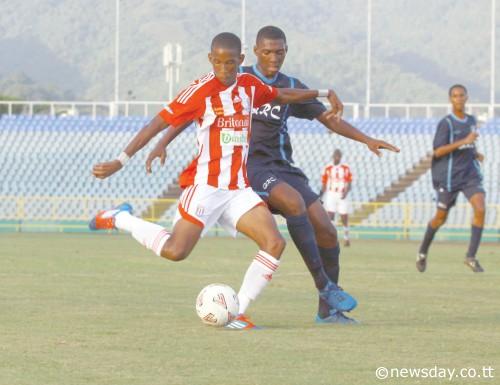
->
<box><xmin>448</xmin><ymin>84</ymin><xmax>467</xmax><ymax>96</ymax></box>
<box><xmin>211</xmin><ymin>32</ymin><xmax>241</xmax><ymax>52</ymax></box>
<box><xmin>334</xmin><ymin>149</ymin><xmax>342</xmax><ymax>156</ymax></box>
<box><xmin>256</xmin><ymin>25</ymin><xmax>287</xmax><ymax>44</ymax></box>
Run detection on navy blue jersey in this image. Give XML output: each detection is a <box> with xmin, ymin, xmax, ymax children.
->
<box><xmin>240</xmin><ymin>65</ymin><xmax>326</xmax><ymax>166</ymax></box>
<box><xmin>431</xmin><ymin>113</ymin><xmax>482</xmax><ymax>191</ymax></box>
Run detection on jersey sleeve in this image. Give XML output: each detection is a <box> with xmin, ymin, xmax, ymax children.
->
<box><xmin>289</xmin><ymin>78</ymin><xmax>327</xmax><ymax>120</ymax></box>
<box><xmin>345</xmin><ymin>165</ymin><xmax>353</xmax><ymax>182</ymax></box>
<box><xmin>433</xmin><ymin>118</ymin><xmax>450</xmax><ymax>149</ymax></box>
<box><xmin>158</xmin><ymin>86</ymin><xmax>203</xmax><ymax>127</ymax></box>
<box><xmin>321</xmin><ymin>165</ymin><xmax>329</xmax><ymax>185</ymax></box>
<box><xmin>251</xmin><ymin>78</ymin><xmax>278</xmax><ymax>108</ymax></box>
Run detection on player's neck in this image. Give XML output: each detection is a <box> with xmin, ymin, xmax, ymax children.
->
<box><xmin>254</xmin><ymin>64</ymin><xmax>279</xmax><ymax>82</ymax></box>
<box><xmin>452</xmin><ymin>108</ymin><xmax>466</xmax><ymax>120</ymax></box>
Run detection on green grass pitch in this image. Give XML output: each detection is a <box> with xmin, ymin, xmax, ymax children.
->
<box><xmin>1</xmin><ymin>233</ymin><xmax>499</xmax><ymax>385</ymax></box>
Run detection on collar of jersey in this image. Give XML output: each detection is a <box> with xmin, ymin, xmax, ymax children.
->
<box><xmin>450</xmin><ymin>112</ymin><xmax>468</xmax><ymax>123</ymax></box>
<box><xmin>252</xmin><ymin>64</ymin><xmax>279</xmax><ymax>84</ymax></box>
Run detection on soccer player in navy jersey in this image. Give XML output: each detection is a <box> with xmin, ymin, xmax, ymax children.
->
<box><xmin>148</xmin><ymin>26</ymin><xmax>398</xmax><ymax>324</ymax></box>
<box><xmin>417</xmin><ymin>84</ymin><xmax>486</xmax><ymax>273</ymax></box>
<box><xmin>240</xmin><ymin>26</ymin><xmax>399</xmax><ymax>323</ymax></box>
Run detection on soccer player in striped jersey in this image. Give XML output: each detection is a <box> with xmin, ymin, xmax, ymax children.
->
<box><xmin>90</xmin><ymin>32</ymin><xmax>357</xmax><ymax>329</ymax></box>
<box><xmin>417</xmin><ymin>84</ymin><xmax>486</xmax><ymax>273</ymax></box>
<box><xmin>321</xmin><ymin>149</ymin><xmax>353</xmax><ymax>246</ymax></box>
<box><xmin>149</xmin><ymin>26</ymin><xmax>399</xmax><ymax>324</ymax></box>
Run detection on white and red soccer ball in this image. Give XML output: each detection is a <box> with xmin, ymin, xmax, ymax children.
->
<box><xmin>196</xmin><ymin>284</ymin><xmax>239</xmax><ymax>327</ymax></box>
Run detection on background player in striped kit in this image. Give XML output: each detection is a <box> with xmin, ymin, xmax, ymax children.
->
<box><xmin>417</xmin><ymin>84</ymin><xmax>486</xmax><ymax>273</ymax></box>
<box><xmin>321</xmin><ymin>149</ymin><xmax>353</xmax><ymax>247</ymax></box>
<box><xmin>90</xmin><ymin>32</ymin><xmax>357</xmax><ymax>329</ymax></box>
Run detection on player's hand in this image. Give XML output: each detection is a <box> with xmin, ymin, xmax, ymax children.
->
<box><xmin>462</xmin><ymin>131</ymin><xmax>479</xmax><ymax>145</ymax></box>
<box><xmin>145</xmin><ymin>146</ymin><xmax>167</xmax><ymax>174</ymax></box>
<box><xmin>366</xmin><ymin>138</ymin><xmax>400</xmax><ymax>157</ymax></box>
<box><xmin>92</xmin><ymin>160</ymin><xmax>122</xmax><ymax>179</ymax></box>
<box><xmin>476</xmin><ymin>152</ymin><xmax>485</xmax><ymax>162</ymax></box>
<box><xmin>325</xmin><ymin>90</ymin><xmax>344</xmax><ymax>122</ymax></box>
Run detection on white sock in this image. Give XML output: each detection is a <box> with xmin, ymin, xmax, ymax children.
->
<box><xmin>344</xmin><ymin>226</ymin><xmax>350</xmax><ymax>240</ymax></box>
<box><xmin>115</xmin><ymin>212</ymin><xmax>170</xmax><ymax>257</ymax></box>
<box><xmin>237</xmin><ymin>250</ymin><xmax>280</xmax><ymax>314</ymax></box>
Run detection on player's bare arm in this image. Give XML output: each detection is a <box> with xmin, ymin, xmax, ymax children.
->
<box><xmin>145</xmin><ymin>122</ymin><xmax>192</xmax><ymax>174</ymax></box>
<box><xmin>92</xmin><ymin>114</ymin><xmax>170</xmax><ymax>179</ymax></box>
<box><xmin>275</xmin><ymin>88</ymin><xmax>343</xmax><ymax>120</ymax></box>
<box><xmin>316</xmin><ymin>113</ymin><xmax>400</xmax><ymax>157</ymax></box>
<box><xmin>433</xmin><ymin>130</ymin><xmax>478</xmax><ymax>158</ymax></box>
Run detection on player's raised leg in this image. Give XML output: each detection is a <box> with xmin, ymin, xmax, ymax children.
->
<box><xmin>464</xmin><ymin>191</ymin><xmax>486</xmax><ymax>272</ymax></box>
<box><xmin>89</xmin><ymin>202</ymin><xmax>202</xmax><ymax>261</ymax></box>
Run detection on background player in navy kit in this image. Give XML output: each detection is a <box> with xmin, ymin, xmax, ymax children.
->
<box><xmin>417</xmin><ymin>84</ymin><xmax>486</xmax><ymax>273</ymax></box>
<box><xmin>241</xmin><ymin>26</ymin><xmax>399</xmax><ymax>323</ymax></box>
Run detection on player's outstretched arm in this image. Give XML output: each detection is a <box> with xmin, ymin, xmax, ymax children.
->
<box><xmin>317</xmin><ymin>113</ymin><xmax>400</xmax><ymax>157</ymax></box>
<box><xmin>275</xmin><ymin>88</ymin><xmax>344</xmax><ymax>121</ymax></box>
<box><xmin>145</xmin><ymin>122</ymin><xmax>192</xmax><ymax>174</ymax></box>
<box><xmin>433</xmin><ymin>131</ymin><xmax>478</xmax><ymax>158</ymax></box>
<box><xmin>92</xmin><ymin>114</ymin><xmax>169</xmax><ymax>179</ymax></box>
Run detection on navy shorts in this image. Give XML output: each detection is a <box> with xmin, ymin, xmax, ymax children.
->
<box><xmin>436</xmin><ymin>183</ymin><xmax>485</xmax><ymax>211</ymax></box>
<box><xmin>247</xmin><ymin>163</ymin><xmax>320</xmax><ymax>209</ymax></box>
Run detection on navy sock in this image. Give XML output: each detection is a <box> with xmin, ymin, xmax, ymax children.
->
<box><xmin>419</xmin><ymin>224</ymin><xmax>438</xmax><ymax>255</ymax></box>
<box><xmin>317</xmin><ymin>244</ymin><xmax>341</xmax><ymax>318</ymax></box>
<box><xmin>318</xmin><ymin>244</ymin><xmax>340</xmax><ymax>284</ymax></box>
<box><xmin>286</xmin><ymin>214</ymin><xmax>329</xmax><ymax>290</ymax></box>
<box><xmin>466</xmin><ymin>225</ymin><xmax>483</xmax><ymax>259</ymax></box>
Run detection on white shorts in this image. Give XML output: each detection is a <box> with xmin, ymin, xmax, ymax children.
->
<box><xmin>173</xmin><ymin>185</ymin><xmax>264</xmax><ymax>237</ymax></box>
<box><xmin>323</xmin><ymin>192</ymin><xmax>350</xmax><ymax>215</ymax></box>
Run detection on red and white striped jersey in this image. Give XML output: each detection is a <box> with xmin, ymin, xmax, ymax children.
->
<box><xmin>158</xmin><ymin>72</ymin><xmax>278</xmax><ymax>190</ymax></box>
<box><xmin>321</xmin><ymin>163</ymin><xmax>353</xmax><ymax>193</ymax></box>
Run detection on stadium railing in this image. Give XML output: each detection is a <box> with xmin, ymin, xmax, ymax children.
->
<box><xmin>1</xmin><ymin>196</ymin><xmax>498</xmax><ymax>241</ymax></box>
<box><xmin>3</xmin><ymin>101</ymin><xmax>499</xmax><ymax>120</ymax></box>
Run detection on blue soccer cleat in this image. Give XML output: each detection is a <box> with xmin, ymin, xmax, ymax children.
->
<box><xmin>315</xmin><ymin>309</ymin><xmax>359</xmax><ymax>325</ymax></box>
<box><xmin>89</xmin><ymin>202</ymin><xmax>133</xmax><ymax>230</ymax></box>
<box><xmin>319</xmin><ymin>281</ymin><xmax>357</xmax><ymax>312</ymax></box>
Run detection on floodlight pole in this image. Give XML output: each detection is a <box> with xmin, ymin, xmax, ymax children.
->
<box><xmin>114</xmin><ymin>0</ymin><xmax>120</xmax><ymax>105</ymax></box>
<box><xmin>365</xmin><ymin>0</ymin><xmax>372</xmax><ymax>118</ymax></box>
<box><xmin>490</xmin><ymin>0</ymin><xmax>496</xmax><ymax>117</ymax></box>
<box><xmin>241</xmin><ymin>0</ymin><xmax>246</xmax><ymax>64</ymax></box>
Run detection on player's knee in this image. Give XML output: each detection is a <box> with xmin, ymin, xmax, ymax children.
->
<box><xmin>432</xmin><ymin>215</ymin><xmax>447</xmax><ymax>228</ymax></box>
<box><xmin>161</xmin><ymin>243</ymin><xmax>189</xmax><ymax>262</ymax></box>
<box><xmin>316</xmin><ymin>223</ymin><xmax>338</xmax><ymax>248</ymax></box>
<box><xmin>265</xmin><ymin>233</ymin><xmax>286</xmax><ymax>257</ymax></box>
<box><xmin>473</xmin><ymin>205</ymin><xmax>486</xmax><ymax>217</ymax></box>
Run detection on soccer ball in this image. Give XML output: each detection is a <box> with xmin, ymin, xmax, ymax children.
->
<box><xmin>196</xmin><ymin>284</ymin><xmax>239</xmax><ymax>327</ymax></box>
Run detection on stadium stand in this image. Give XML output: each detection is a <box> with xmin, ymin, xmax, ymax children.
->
<box><xmin>0</xmin><ymin>115</ymin><xmax>498</xmax><ymax>230</ymax></box>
